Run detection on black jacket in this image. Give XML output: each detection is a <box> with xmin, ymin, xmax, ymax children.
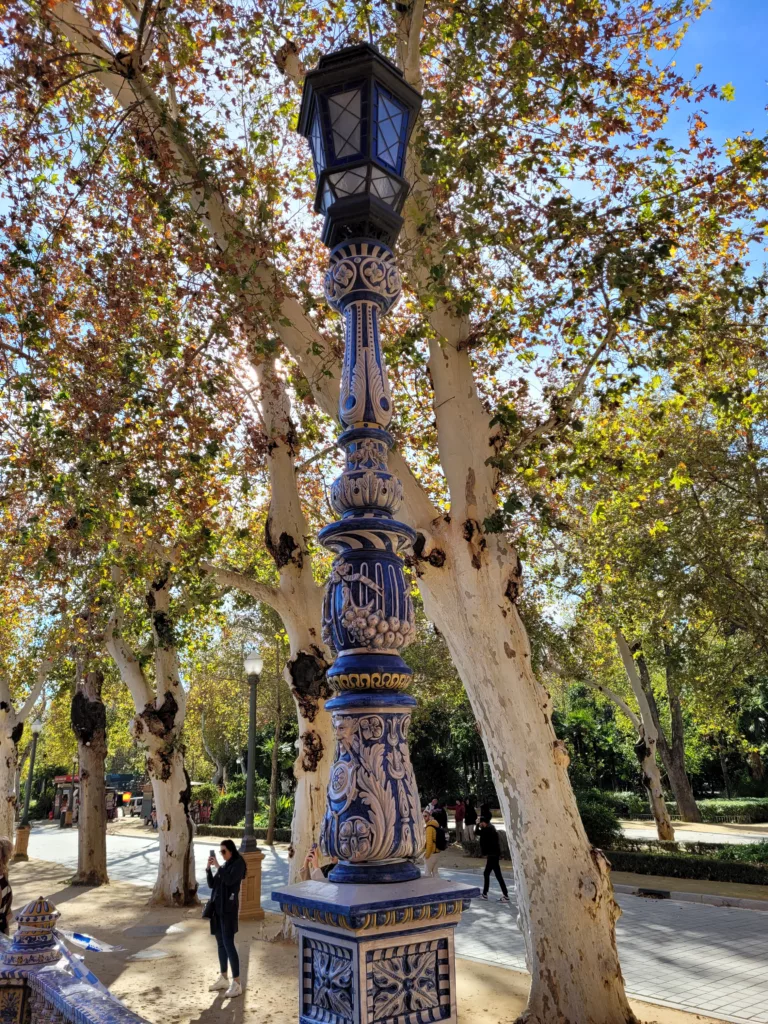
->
<box><xmin>433</xmin><ymin>806</ymin><xmax>448</xmax><ymax>829</ymax></box>
<box><xmin>206</xmin><ymin>856</ymin><xmax>247</xmax><ymax>935</ymax></box>
<box><xmin>478</xmin><ymin>823</ymin><xmax>500</xmax><ymax>858</ymax></box>
<box><xmin>464</xmin><ymin>804</ymin><xmax>477</xmax><ymax>826</ymax></box>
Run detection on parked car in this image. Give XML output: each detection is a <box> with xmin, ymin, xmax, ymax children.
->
<box><xmin>128</xmin><ymin>796</ymin><xmax>143</xmax><ymax>817</ymax></box>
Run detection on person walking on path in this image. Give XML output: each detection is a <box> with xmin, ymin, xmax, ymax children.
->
<box><xmin>423</xmin><ymin>809</ymin><xmax>446</xmax><ymax>877</ymax></box>
<box><xmin>454</xmin><ymin>798</ymin><xmax>465</xmax><ymax>840</ymax></box>
<box><xmin>432</xmin><ymin>800</ymin><xmax>448</xmax><ymax>830</ymax></box>
<box><xmin>0</xmin><ymin>838</ymin><xmax>12</xmax><ymax>934</ymax></box>
<box><xmin>477</xmin><ymin>817</ymin><xmax>510</xmax><ymax>903</ymax></box>
<box><xmin>206</xmin><ymin>839</ymin><xmax>247</xmax><ymax>999</ymax></box>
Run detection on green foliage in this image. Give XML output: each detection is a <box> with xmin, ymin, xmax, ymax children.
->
<box><xmin>212</xmin><ymin>791</ymin><xmax>246</xmax><ymax>826</ymax></box>
<box><xmin>574</xmin><ymin>791</ymin><xmax>623</xmax><ymax>848</ymax></box>
<box><xmin>605</xmin><ymin>849</ymin><xmax>768</xmax><ymax>886</ymax></box>
<box><xmin>598</xmin><ymin>791</ymin><xmax>649</xmax><ymax>817</ymax></box>
<box><xmin>254</xmin><ymin>794</ymin><xmax>293</xmax><ymax>829</ymax></box>
<box><xmin>193</xmin><ymin>783</ymin><xmax>219</xmax><ymax>804</ymax></box>
<box><xmin>29</xmin><ymin>794</ymin><xmax>53</xmax><ymax>820</ymax></box>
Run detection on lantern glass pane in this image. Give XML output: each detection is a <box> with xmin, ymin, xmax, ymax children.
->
<box><xmin>329</xmin><ymin>167</ymin><xmax>368</xmax><ymax>199</ymax></box>
<box><xmin>309</xmin><ymin>109</ymin><xmax>325</xmax><ymax>175</ymax></box>
<box><xmin>374</xmin><ymin>86</ymin><xmax>406</xmax><ymax>172</ymax></box>
<box><xmin>320</xmin><ymin>181</ymin><xmax>334</xmax><ymax>213</ymax></box>
<box><xmin>370</xmin><ymin>168</ymin><xmax>402</xmax><ymax>207</ymax></box>
<box><xmin>328</xmin><ymin>88</ymin><xmax>362</xmax><ymax>160</ymax></box>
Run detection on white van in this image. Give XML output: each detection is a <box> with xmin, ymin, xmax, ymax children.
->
<box><xmin>128</xmin><ymin>796</ymin><xmax>143</xmax><ymax>817</ymax></box>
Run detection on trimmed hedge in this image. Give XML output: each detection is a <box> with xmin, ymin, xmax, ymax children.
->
<box><xmin>605</xmin><ymin>848</ymin><xmax>768</xmax><ymax>885</ymax></box>
<box><xmin>614</xmin><ymin>837</ymin><xmax>768</xmax><ymax>864</ymax></box>
<box><xmin>196</xmin><ymin>824</ymin><xmax>292</xmax><ymax>843</ymax></box>
<box><xmin>665</xmin><ymin>798</ymin><xmax>768</xmax><ymax>824</ymax></box>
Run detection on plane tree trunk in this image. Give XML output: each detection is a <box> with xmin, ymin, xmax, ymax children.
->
<box><xmin>71</xmin><ymin>668</ymin><xmax>109</xmax><ymax>885</ymax></box>
<box><xmin>106</xmin><ymin>575</ymin><xmax>197</xmax><ymax>905</ymax></box>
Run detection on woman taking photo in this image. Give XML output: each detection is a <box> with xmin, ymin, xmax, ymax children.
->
<box><xmin>206</xmin><ymin>839</ymin><xmax>247</xmax><ymax>999</ymax></box>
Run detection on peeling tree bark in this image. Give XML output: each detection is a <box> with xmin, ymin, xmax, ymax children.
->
<box><xmin>0</xmin><ymin>662</ymin><xmax>51</xmax><ymax>840</ymax></box>
<box><xmin>106</xmin><ymin>577</ymin><xmax>197</xmax><ymax>905</ymax></box>
<box><xmin>414</xmin><ymin>522</ymin><xmax>635</xmax><ymax>1023</ymax></box>
<box><xmin>586</xmin><ymin>657</ymin><xmax>674</xmax><ymax>842</ymax></box>
<box><xmin>634</xmin><ymin>644</ymin><xmax>701</xmax><ymax>823</ymax></box>
<box><xmin>71</xmin><ymin>669</ymin><xmax>108</xmax><ymax>885</ymax></box>
<box><xmin>254</xmin><ymin>360</ymin><xmax>334</xmax><ymax>885</ymax></box>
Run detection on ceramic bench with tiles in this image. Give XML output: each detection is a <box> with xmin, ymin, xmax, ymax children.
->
<box><xmin>0</xmin><ymin>897</ymin><xmax>148</xmax><ymax>1024</ymax></box>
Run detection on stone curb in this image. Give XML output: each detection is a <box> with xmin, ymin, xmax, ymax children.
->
<box><xmin>612</xmin><ymin>882</ymin><xmax>768</xmax><ymax>912</ymax></box>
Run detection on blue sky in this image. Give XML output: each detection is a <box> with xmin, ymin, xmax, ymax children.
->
<box><xmin>673</xmin><ymin>0</ymin><xmax>768</xmax><ymax>144</ymax></box>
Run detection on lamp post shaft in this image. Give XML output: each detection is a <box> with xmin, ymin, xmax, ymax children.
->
<box><xmin>20</xmin><ymin>733</ymin><xmax>38</xmax><ymax>829</ymax></box>
<box><xmin>241</xmin><ymin>672</ymin><xmax>259</xmax><ymax>853</ymax></box>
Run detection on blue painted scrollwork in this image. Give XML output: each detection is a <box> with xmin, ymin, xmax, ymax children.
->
<box><xmin>319</xmin><ymin>241</ymin><xmax>423</xmax><ymax>884</ymax></box>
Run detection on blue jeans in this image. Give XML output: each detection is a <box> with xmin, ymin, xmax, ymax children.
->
<box><xmin>215</xmin><ymin>920</ymin><xmax>240</xmax><ymax>977</ymax></box>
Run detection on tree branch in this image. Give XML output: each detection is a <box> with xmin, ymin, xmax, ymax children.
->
<box><xmin>582</xmin><ymin>677</ymin><xmax>640</xmax><ymax>732</ymax></box>
<box><xmin>18</xmin><ymin>658</ymin><xmax>54</xmax><ymax>723</ymax></box>
<box><xmin>104</xmin><ymin>608</ymin><xmax>152</xmax><ymax>710</ymax></box>
<box><xmin>201</xmin><ymin>562</ymin><xmax>285</xmax><ymax>612</ymax></box>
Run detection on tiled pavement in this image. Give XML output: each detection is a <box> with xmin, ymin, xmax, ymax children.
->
<box><xmin>28</xmin><ymin>827</ymin><xmax>768</xmax><ymax>1023</ymax></box>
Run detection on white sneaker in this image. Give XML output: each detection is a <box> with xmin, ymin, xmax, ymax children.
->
<box><xmin>209</xmin><ymin>975</ymin><xmax>228</xmax><ymax>992</ymax></box>
<box><xmin>225</xmin><ymin>981</ymin><xmax>242</xmax><ymax>999</ymax></box>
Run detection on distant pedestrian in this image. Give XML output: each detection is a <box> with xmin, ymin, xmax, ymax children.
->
<box><xmin>0</xmin><ymin>838</ymin><xmax>12</xmax><ymax>934</ymax></box>
<box><xmin>206</xmin><ymin>840</ymin><xmax>247</xmax><ymax>999</ymax></box>
<box><xmin>150</xmin><ymin>807</ymin><xmax>157</xmax><ymax>830</ymax></box>
<box><xmin>432</xmin><ymin>800</ymin><xmax>448</xmax><ymax>830</ymax></box>
<box><xmin>477</xmin><ymin>817</ymin><xmax>509</xmax><ymax>903</ymax></box>
<box><xmin>59</xmin><ymin>794</ymin><xmax>69</xmax><ymax>829</ymax></box>
<box><xmin>423</xmin><ymin>809</ymin><xmax>447</xmax><ymax>877</ymax></box>
<box><xmin>464</xmin><ymin>796</ymin><xmax>477</xmax><ymax>831</ymax></box>
<box><xmin>454</xmin><ymin>798</ymin><xmax>465</xmax><ymax>840</ymax></box>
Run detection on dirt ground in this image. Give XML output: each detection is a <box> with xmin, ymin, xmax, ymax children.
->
<box><xmin>7</xmin><ymin>857</ymin><xmax>726</xmax><ymax>1024</ymax></box>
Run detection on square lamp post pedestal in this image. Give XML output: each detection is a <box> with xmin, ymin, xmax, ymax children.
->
<box><xmin>12</xmin><ymin>825</ymin><xmax>30</xmax><ymax>863</ymax></box>
<box><xmin>239</xmin><ymin>848</ymin><xmax>266</xmax><ymax>921</ymax></box>
<box><xmin>273</xmin><ymin>876</ymin><xmax>479</xmax><ymax>1024</ymax></box>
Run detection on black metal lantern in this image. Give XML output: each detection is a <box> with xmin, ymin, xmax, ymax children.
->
<box><xmin>298</xmin><ymin>43</ymin><xmax>423</xmax><ymax>248</ymax></box>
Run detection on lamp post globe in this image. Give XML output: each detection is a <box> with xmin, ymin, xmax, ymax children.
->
<box><xmin>243</xmin><ymin>652</ymin><xmax>264</xmax><ymax>681</ymax></box>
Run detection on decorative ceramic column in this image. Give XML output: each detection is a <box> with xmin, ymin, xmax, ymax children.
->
<box><xmin>272</xmin><ymin>43</ymin><xmax>478</xmax><ymax>1024</ymax></box>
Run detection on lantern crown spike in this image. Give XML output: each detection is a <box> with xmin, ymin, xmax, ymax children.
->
<box><xmin>298</xmin><ymin>43</ymin><xmax>423</xmax><ymax>249</ymax></box>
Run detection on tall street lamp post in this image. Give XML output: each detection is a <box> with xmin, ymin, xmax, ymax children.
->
<box><xmin>13</xmin><ymin>719</ymin><xmax>43</xmax><ymax>862</ymax></box>
<box><xmin>239</xmin><ymin>651</ymin><xmax>265</xmax><ymax>921</ymax></box>
<box><xmin>273</xmin><ymin>43</ymin><xmax>478</xmax><ymax>1024</ymax></box>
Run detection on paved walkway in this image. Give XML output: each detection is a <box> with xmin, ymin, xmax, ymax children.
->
<box><xmin>26</xmin><ymin>825</ymin><xmax>768</xmax><ymax>1024</ymax></box>
<box><xmin>622</xmin><ymin>823</ymin><xmax>768</xmax><ymax>846</ymax></box>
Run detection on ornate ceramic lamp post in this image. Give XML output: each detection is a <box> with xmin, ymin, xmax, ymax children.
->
<box><xmin>272</xmin><ymin>43</ymin><xmax>477</xmax><ymax>1024</ymax></box>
